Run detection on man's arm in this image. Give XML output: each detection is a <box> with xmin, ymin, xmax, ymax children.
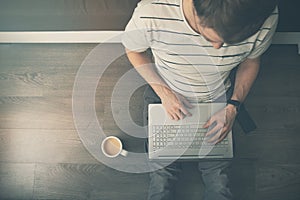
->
<box><xmin>204</xmin><ymin>57</ymin><xmax>260</xmax><ymax>143</ymax></box>
<box><xmin>125</xmin><ymin>49</ymin><xmax>193</xmax><ymax>120</ymax></box>
<box><xmin>231</xmin><ymin>57</ymin><xmax>261</xmax><ymax>102</ymax></box>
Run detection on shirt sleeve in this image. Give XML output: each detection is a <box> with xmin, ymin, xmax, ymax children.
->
<box><xmin>247</xmin><ymin>9</ymin><xmax>279</xmax><ymax>59</ymax></box>
<box><xmin>122</xmin><ymin>4</ymin><xmax>150</xmax><ymax>53</ymax></box>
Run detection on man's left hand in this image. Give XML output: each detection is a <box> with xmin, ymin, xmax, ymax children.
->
<box><xmin>203</xmin><ymin>104</ymin><xmax>238</xmax><ymax>144</ymax></box>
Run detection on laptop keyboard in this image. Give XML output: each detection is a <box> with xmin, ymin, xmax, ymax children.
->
<box><xmin>152</xmin><ymin>124</ymin><xmax>229</xmax><ymax>150</ymax></box>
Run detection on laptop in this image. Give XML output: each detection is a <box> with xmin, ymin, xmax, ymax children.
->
<box><xmin>148</xmin><ymin>103</ymin><xmax>233</xmax><ymax>160</ymax></box>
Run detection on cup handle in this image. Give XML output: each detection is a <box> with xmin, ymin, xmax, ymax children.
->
<box><xmin>120</xmin><ymin>149</ymin><xmax>128</xmax><ymax>157</ymax></box>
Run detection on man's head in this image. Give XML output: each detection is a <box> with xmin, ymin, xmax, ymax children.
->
<box><xmin>193</xmin><ymin>0</ymin><xmax>278</xmax><ymax>44</ymax></box>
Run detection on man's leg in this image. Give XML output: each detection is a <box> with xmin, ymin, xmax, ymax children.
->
<box><xmin>199</xmin><ymin>161</ymin><xmax>233</xmax><ymax>200</ymax></box>
<box><xmin>148</xmin><ymin>162</ymin><xmax>182</xmax><ymax>200</ymax></box>
<box><xmin>143</xmin><ymin>86</ymin><xmax>181</xmax><ymax>200</ymax></box>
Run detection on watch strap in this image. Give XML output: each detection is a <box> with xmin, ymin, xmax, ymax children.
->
<box><xmin>227</xmin><ymin>99</ymin><xmax>241</xmax><ymax>112</ymax></box>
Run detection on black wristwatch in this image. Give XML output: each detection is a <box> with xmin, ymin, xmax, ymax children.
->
<box><xmin>227</xmin><ymin>99</ymin><xmax>241</xmax><ymax>113</ymax></box>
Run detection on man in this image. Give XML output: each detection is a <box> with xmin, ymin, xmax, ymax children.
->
<box><xmin>122</xmin><ymin>0</ymin><xmax>278</xmax><ymax>199</ymax></box>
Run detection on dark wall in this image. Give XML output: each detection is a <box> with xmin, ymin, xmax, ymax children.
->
<box><xmin>0</xmin><ymin>0</ymin><xmax>299</xmax><ymax>32</ymax></box>
<box><xmin>277</xmin><ymin>0</ymin><xmax>300</xmax><ymax>31</ymax></box>
<box><xmin>0</xmin><ymin>0</ymin><xmax>140</xmax><ymax>31</ymax></box>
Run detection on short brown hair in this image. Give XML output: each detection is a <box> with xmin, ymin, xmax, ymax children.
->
<box><xmin>193</xmin><ymin>0</ymin><xmax>278</xmax><ymax>44</ymax></box>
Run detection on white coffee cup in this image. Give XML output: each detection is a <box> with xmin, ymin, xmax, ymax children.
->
<box><xmin>101</xmin><ymin>136</ymin><xmax>128</xmax><ymax>158</ymax></box>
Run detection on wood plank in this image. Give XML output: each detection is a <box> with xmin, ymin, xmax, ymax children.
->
<box><xmin>0</xmin><ymin>129</ymin><xmax>97</xmax><ymax>164</ymax></box>
<box><xmin>229</xmin><ymin>160</ymin><xmax>256</xmax><ymax>200</ymax></box>
<box><xmin>33</xmin><ymin>163</ymin><xmax>149</xmax><ymax>200</ymax></box>
<box><xmin>98</xmin><ymin>85</ymin><xmax>146</xmax><ymax>153</ymax></box>
<box><xmin>243</xmin><ymin>45</ymin><xmax>300</xmax><ymax>98</ymax></box>
<box><xmin>0</xmin><ymin>70</ymin><xmax>79</xmax><ymax>97</ymax></box>
<box><xmin>255</xmin><ymin>163</ymin><xmax>300</xmax><ymax>200</ymax></box>
<box><xmin>0</xmin><ymin>43</ymin><xmax>133</xmax><ymax>98</ymax></box>
<box><xmin>0</xmin><ymin>163</ymin><xmax>35</xmax><ymax>199</ymax></box>
<box><xmin>0</xmin><ymin>97</ymin><xmax>75</xmax><ymax>129</ymax></box>
<box><xmin>101</xmin><ymin>85</ymin><xmax>146</xmax><ymax>130</ymax></box>
<box><xmin>244</xmin><ymin>97</ymin><xmax>300</xmax><ymax>131</ymax></box>
<box><xmin>0</xmin><ymin>44</ymin><xmax>96</xmax><ymax>69</ymax></box>
<box><xmin>249</xmin><ymin>64</ymin><xmax>300</xmax><ymax>97</ymax></box>
<box><xmin>32</xmin><ymin>161</ymin><xmax>269</xmax><ymax>200</ymax></box>
<box><xmin>232</xmin><ymin>125</ymin><xmax>300</xmax><ymax>163</ymax></box>
<box><xmin>0</xmin><ymin>96</ymin><xmax>106</xmax><ymax>129</ymax></box>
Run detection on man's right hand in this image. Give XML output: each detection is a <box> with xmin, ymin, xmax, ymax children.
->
<box><xmin>125</xmin><ymin>49</ymin><xmax>193</xmax><ymax>120</ymax></box>
<box><xmin>159</xmin><ymin>87</ymin><xmax>193</xmax><ymax>121</ymax></box>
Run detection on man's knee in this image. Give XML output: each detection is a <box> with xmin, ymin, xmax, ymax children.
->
<box><xmin>149</xmin><ymin>164</ymin><xmax>181</xmax><ymax>189</ymax></box>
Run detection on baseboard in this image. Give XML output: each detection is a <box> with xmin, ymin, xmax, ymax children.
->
<box><xmin>0</xmin><ymin>31</ymin><xmax>123</xmax><ymax>44</ymax></box>
<box><xmin>0</xmin><ymin>31</ymin><xmax>299</xmax><ymax>53</ymax></box>
<box><xmin>272</xmin><ymin>32</ymin><xmax>300</xmax><ymax>54</ymax></box>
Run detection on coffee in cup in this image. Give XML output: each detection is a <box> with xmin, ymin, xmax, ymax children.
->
<box><xmin>101</xmin><ymin>136</ymin><xmax>128</xmax><ymax>158</ymax></box>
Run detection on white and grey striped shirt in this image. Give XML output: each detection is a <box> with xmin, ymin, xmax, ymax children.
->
<box><xmin>122</xmin><ymin>0</ymin><xmax>278</xmax><ymax>102</ymax></box>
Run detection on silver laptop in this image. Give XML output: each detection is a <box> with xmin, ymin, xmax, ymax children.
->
<box><xmin>148</xmin><ymin>103</ymin><xmax>233</xmax><ymax>160</ymax></box>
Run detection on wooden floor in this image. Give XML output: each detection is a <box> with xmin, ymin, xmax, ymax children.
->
<box><xmin>0</xmin><ymin>44</ymin><xmax>299</xmax><ymax>200</ymax></box>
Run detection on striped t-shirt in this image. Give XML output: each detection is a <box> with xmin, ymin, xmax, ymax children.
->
<box><xmin>122</xmin><ymin>0</ymin><xmax>278</xmax><ymax>102</ymax></box>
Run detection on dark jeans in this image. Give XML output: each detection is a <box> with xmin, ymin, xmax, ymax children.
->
<box><xmin>143</xmin><ymin>86</ymin><xmax>233</xmax><ymax>200</ymax></box>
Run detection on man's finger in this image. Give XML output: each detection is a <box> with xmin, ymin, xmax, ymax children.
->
<box><xmin>168</xmin><ymin>107</ymin><xmax>186</xmax><ymax>121</ymax></box>
<box><xmin>167</xmin><ymin>110</ymin><xmax>178</xmax><ymax>121</ymax></box>
<box><xmin>208</xmin><ymin>126</ymin><xmax>230</xmax><ymax>143</ymax></box>
<box><xmin>203</xmin><ymin>118</ymin><xmax>213</xmax><ymax>128</ymax></box>
<box><xmin>172</xmin><ymin>113</ymin><xmax>179</xmax><ymax>121</ymax></box>
<box><xmin>182</xmin><ymin>98</ymin><xmax>194</xmax><ymax>109</ymax></box>
<box><xmin>207</xmin><ymin>133</ymin><xmax>221</xmax><ymax>144</ymax></box>
<box><xmin>167</xmin><ymin>113</ymin><xmax>174</xmax><ymax>120</ymax></box>
<box><xmin>176</xmin><ymin>110</ymin><xmax>184</xmax><ymax>120</ymax></box>
<box><xmin>216</xmin><ymin>132</ymin><xmax>228</xmax><ymax>144</ymax></box>
<box><xmin>205</xmin><ymin>123</ymin><xmax>222</xmax><ymax>137</ymax></box>
<box><xmin>179</xmin><ymin>106</ymin><xmax>191</xmax><ymax>117</ymax></box>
